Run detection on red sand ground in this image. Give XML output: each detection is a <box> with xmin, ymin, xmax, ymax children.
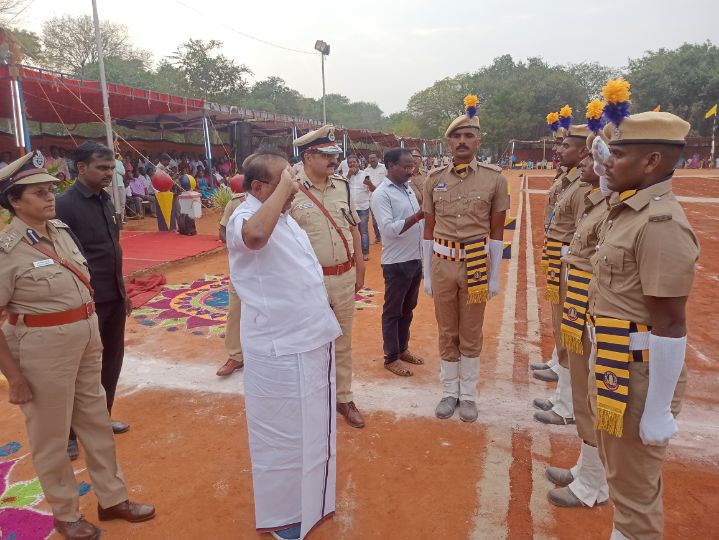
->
<box><xmin>1</xmin><ymin>171</ymin><xmax>718</xmax><ymax>539</ymax></box>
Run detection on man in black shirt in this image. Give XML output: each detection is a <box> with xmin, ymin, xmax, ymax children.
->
<box><xmin>56</xmin><ymin>141</ymin><xmax>132</xmax><ymax>460</ymax></box>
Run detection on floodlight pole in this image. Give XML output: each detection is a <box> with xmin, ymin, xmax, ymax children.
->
<box><xmin>321</xmin><ymin>52</ymin><xmax>327</xmax><ymax>124</ymax></box>
<box><xmin>91</xmin><ymin>0</ymin><xmax>122</xmax><ymax>219</ymax></box>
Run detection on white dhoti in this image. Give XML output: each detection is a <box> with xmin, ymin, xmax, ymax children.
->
<box><xmin>244</xmin><ymin>342</ymin><xmax>336</xmax><ymax>540</ymax></box>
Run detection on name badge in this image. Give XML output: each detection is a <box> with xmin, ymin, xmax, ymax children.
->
<box><xmin>434</xmin><ymin>182</ymin><xmax>447</xmax><ymax>192</ymax></box>
<box><xmin>33</xmin><ymin>259</ymin><xmax>55</xmax><ymax>268</ymax></box>
<box><xmin>296</xmin><ymin>202</ymin><xmax>314</xmax><ymax>210</ymax></box>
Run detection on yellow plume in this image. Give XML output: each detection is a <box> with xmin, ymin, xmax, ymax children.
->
<box><xmin>546</xmin><ymin>112</ymin><xmax>559</xmax><ymax>124</ymax></box>
<box><xmin>464</xmin><ymin>95</ymin><xmax>479</xmax><ymax>109</ymax></box>
<box><xmin>586</xmin><ymin>99</ymin><xmax>604</xmax><ymax>120</ymax></box>
<box><xmin>602</xmin><ymin>79</ymin><xmax>631</xmax><ymax>104</ymax></box>
<box><xmin>559</xmin><ymin>104</ymin><xmax>572</xmax><ymax>118</ymax></box>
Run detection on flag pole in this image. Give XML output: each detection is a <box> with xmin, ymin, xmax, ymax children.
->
<box><xmin>711</xmin><ymin>113</ymin><xmax>716</xmax><ymax>167</ymax></box>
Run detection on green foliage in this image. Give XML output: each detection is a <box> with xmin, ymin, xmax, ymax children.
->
<box><xmin>210</xmin><ymin>185</ymin><xmax>233</xmax><ymax>211</ymax></box>
<box><xmin>0</xmin><ymin>208</ymin><xmax>10</xmax><ymax>228</ymax></box>
<box><xmin>169</xmin><ymin>39</ymin><xmax>252</xmax><ymax>103</ymax></box>
<box><xmin>627</xmin><ymin>42</ymin><xmax>719</xmax><ymax>136</ymax></box>
<box><xmin>40</xmin><ymin>15</ymin><xmax>148</xmax><ymax>77</ymax></box>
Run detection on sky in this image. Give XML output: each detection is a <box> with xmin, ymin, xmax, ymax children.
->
<box><xmin>12</xmin><ymin>0</ymin><xmax>719</xmax><ymax>114</ymax></box>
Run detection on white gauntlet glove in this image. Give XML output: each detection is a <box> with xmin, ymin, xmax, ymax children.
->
<box><xmin>639</xmin><ymin>334</ymin><xmax>686</xmax><ymax>446</ymax></box>
<box><xmin>592</xmin><ymin>137</ymin><xmax>614</xmax><ymax>198</ymax></box>
<box><xmin>487</xmin><ymin>239</ymin><xmax>504</xmax><ymax>298</ymax></box>
<box><xmin>422</xmin><ymin>239</ymin><xmax>434</xmax><ymax>297</ymax></box>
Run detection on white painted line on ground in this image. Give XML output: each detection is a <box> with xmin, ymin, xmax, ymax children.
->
<box><xmin>523</xmin><ymin>176</ymin><xmax>554</xmax><ymax>536</ymax></box>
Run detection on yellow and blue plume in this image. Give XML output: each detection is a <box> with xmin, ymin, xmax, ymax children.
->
<box><xmin>558</xmin><ymin>105</ymin><xmax>573</xmax><ymax>129</ymax></box>
<box><xmin>546</xmin><ymin>111</ymin><xmax>560</xmax><ymax>132</ymax></box>
<box><xmin>586</xmin><ymin>99</ymin><xmax>605</xmax><ymax>134</ymax></box>
<box><xmin>464</xmin><ymin>94</ymin><xmax>479</xmax><ymax>119</ymax></box>
<box><xmin>602</xmin><ymin>79</ymin><xmax>631</xmax><ymax>126</ymax></box>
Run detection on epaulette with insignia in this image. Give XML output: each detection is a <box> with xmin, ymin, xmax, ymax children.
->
<box><xmin>428</xmin><ymin>165</ymin><xmax>448</xmax><ymax>177</ymax></box>
<box><xmin>48</xmin><ymin>218</ymin><xmax>69</xmax><ymax>228</ymax></box>
<box><xmin>330</xmin><ymin>174</ymin><xmax>348</xmax><ymax>183</ymax></box>
<box><xmin>478</xmin><ymin>162</ymin><xmax>502</xmax><ymax>173</ymax></box>
<box><xmin>230</xmin><ymin>193</ymin><xmax>246</xmax><ymax>200</ymax></box>
<box><xmin>648</xmin><ymin>196</ymin><xmax>673</xmax><ymax>222</ymax></box>
<box><xmin>0</xmin><ymin>229</ymin><xmax>21</xmax><ymax>253</ymax></box>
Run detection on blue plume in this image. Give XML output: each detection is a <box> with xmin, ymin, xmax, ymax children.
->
<box><xmin>603</xmin><ymin>102</ymin><xmax>630</xmax><ymax>127</ymax></box>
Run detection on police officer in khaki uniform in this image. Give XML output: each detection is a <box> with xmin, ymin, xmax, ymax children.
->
<box><xmin>422</xmin><ymin>96</ymin><xmax>510</xmax><ymax>423</ymax></box>
<box><xmin>0</xmin><ymin>152</ymin><xmax>154</xmax><ymax>540</ymax></box>
<box><xmin>408</xmin><ymin>149</ymin><xmax>427</xmax><ymax>205</ymax></box>
<box><xmin>532</xmin><ymin>117</ymin><xmax>568</xmax><ymax>381</ymax></box>
<box><xmin>534</xmin><ymin>123</ymin><xmax>593</xmax><ymax>426</ymax></box>
<box><xmin>290</xmin><ymin>126</ymin><xmax>367</xmax><ymax>428</ymax></box>
<box><xmin>588</xmin><ymin>110</ymin><xmax>697</xmax><ymax>540</ymax></box>
<box><xmin>216</xmin><ymin>186</ymin><xmax>247</xmax><ymax>377</ymax></box>
<box><xmin>545</xmin><ymin>122</ymin><xmax>611</xmax><ymax>509</ymax></box>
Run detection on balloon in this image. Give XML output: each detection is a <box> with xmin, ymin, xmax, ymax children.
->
<box><xmin>179</xmin><ymin>174</ymin><xmax>191</xmax><ymax>191</ymax></box>
<box><xmin>152</xmin><ymin>170</ymin><xmax>174</xmax><ymax>192</ymax></box>
<box><xmin>229</xmin><ymin>174</ymin><xmax>245</xmax><ymax>193</ymax></box>
<box><xmin>187</xmin><ymin>174</ymin><xmax>197</xmax><ymax>191</ymax></box>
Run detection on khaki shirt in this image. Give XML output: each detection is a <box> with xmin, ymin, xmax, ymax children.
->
<box><xmin>544</xmin><ymin>166</ymin><xmax>569</xmax><ymax>226</ymax></box>
<box><xmin>546</xmin><ymin>168</ymin><xmax>590</xmax><ymax>244</ymax></box>
<box><xmin>0</xmin><ymin>217</ymin><xmax>93</xmax><ymax>315</ymax></box>
<box><xmin>289</xmin><ymin>171</ymin><xmax>359</xmax><ymax>267</ymax></box>
<box><xmin>219</xmin><ymin>193</ymin><xmax>246</xmax><ymax>227</ymax></box>
<box><xmin>588</xmin><ymin>179</ymin><xmax>699</xmax><ymax>325</ymax></box>
<box><xmin>409</xmin><ymin>171</ymin><xmax>427</xmax><ymax>203</ymax></box>
<box><xmin>422</xmin><ymin>159</ymin><xmax>510</xmax><ymax>242</ymax></box>
<box><xmin>562</xmin><ymin>189</ymin><xmax>609</xmax><ymax>273</ymax></box>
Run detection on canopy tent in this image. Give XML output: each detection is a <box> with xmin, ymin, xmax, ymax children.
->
<box><xmin>0</xmin><ymin>64</ymin><xmax>440</xmax><ymax>157</ymax></box>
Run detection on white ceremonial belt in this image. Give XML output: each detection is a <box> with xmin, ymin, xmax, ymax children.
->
<box><xmin>586</xmin><ymin>323</ymin><xmax>651</xmax><ymax>350</ymax></box>
<box><xmin>433</xmin><ymin>242</ymin><xmax>466</xmax><ymax>259</ymax></box>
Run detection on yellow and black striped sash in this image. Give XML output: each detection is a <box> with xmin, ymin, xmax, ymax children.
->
<box><xmin>433</xmin><ymin>237</ymin><xmax>488</xmax><ymax>304</ymax></box>
<box><xmin>593</xmin><ymin>317</ymin><xmax>650</xmax><ymax>438</ymax></box>
<box><xmin>454</xmin><ymin>163</ymin><xmax>469</xmax><ymax>178</ymax></box>
<box><xmin>540</xmin><ymin>238</ymin><xmax>549</xmax><ymax>275</ymax></box>
<box><xmin>560</xmin><ymin>267</ymin><xmax>592</xmax><ymax>354</ymax></box>
<box><xmin>544</xmin><ymin>240</ymin><xmax>564</xmax><ymax>304</ymax></box>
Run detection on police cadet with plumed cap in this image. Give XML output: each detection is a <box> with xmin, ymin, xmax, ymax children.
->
<box><xmin>290</xmin><ymin>125</ymin><xmax>367</xmax><ymax>428</ymax></box>
<box><xmin>422</xmin><ymin>95</ymin><xmax>510</xmax><ymax>423</ymax></box>
<box><xmin>587</xmin><ymin>80</ymin><xmax>698</xmax><ymax>539</ymax></box>
<box><xmin>0</xmin><ymin>151</ymin><xmax>155</xmax><ymax>540</ymax></box>
<box><xmin>534</xmin><ymin>112</ymin><xmax>593</xmax><ymax>427</ymax></box>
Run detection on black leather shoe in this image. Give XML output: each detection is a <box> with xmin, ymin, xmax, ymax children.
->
<box><xmin>67</xmin><ymin>439</ymin><xmax>79</xmax><ymax>461</ymax></box>
<box><xmin>111</xmin><ymin>420</ymin><xmax>130</xmax><ymax>434</ymax></box>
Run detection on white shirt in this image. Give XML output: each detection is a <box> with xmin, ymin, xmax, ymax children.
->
<box><xmin>365</xmin><ymin>163</ymin><xmax>387</xmax><ymax>194</ymax></box>
<box><xmin>338</xmin><ymin>159</ymin><xmax>349</xmax><ymax>177</ymax></box>
<box><xmin>370</xmin><ymin>178</ymin><xmax>423</xmax><ymax>264</ymax></box>
<box><xmin>226</xmin><ymin>194</ymin><xmax>342</xmax><ymax>357</ymax></box>
<box><xmin>348</xmin><ymin>169</ymin><xmax>372</xmax><ymax>211</ymax></box>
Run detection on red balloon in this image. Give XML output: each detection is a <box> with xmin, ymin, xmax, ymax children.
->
<box><xmin>229</xmin><ymin>174</ymin><xmax>245</xmax><ymax>193</ymax></box>
<box><xmin>152</xmin><ymin>170</ymin><xmax>174</xmax><ymax>192</ymax></box>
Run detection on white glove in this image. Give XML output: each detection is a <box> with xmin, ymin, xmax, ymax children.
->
<box><xmin>592</xmin><ymin>136</ymin><xmax>610</xmax><ymax>176</ymax></box>
<box><xmin>639</xmin><ymin>334</ymin><xmax>686</xmax><ymax>446</ymax></box>
<box><xmin>422</xmin><ymin>239</ymin><xmax>434</xmax><ymax>297</ymax></box>
<box><xmin>487</xmin><ymin>239</ymin><xmax>503</xmax><ymax>298</ymax></box>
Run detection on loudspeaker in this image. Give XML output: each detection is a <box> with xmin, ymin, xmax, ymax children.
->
<box><xmin>230</xmin><ymin>122</ymin><xmax>253</xmax><ymax>170</ymax></box>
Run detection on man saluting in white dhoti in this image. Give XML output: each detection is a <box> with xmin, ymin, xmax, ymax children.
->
<box><xmin>226</xmin><ymin>149</ymin><xmax>342</xmax><ymax>540</ymax></box>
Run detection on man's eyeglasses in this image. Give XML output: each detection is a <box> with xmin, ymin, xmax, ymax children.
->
<box><xmin>27</xmin><ymin>186</ymin><xmax>58</xmax><ymax>198</ymax></box>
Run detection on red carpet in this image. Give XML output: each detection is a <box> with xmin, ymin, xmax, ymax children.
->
<box><xmin>120</xmin><ymin>231</ymin><xmax>223</xmax><ymax>276</ymax></box>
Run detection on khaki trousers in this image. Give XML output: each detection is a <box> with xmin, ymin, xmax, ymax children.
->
<box><xmin>551</xmin><ymin>261</ymin><xmax>569</xmax><ymax>368</ymax></box>
<box><xmin>324</xmin><ymin>268</ymin><xmax>356</xmax><ymax>403</ymax></box>
<box><xmin>431</xmin><ymin>256</ymin><xmax>486</xmax><ymax>361</ymax></box>
<box><xmin>569</xmin><ymin>329</ymin><xmax>595</xmax><ymax>445</ymax></box>
<box><xmin>224</xmin><ymin>285</ymin><xmax>243</xmax><ymax>361</ymax></box>
<box><xmin>589</xmin><ymin>346</ymin><xmax>687</xmax><ymax>540</ymax></box>
<box><xmin>4</xmin><ymin>317</ymin><xmax>127</xmax><ymax>522</ymax></box>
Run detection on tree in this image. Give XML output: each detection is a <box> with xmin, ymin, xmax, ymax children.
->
<box><xmin>245</xmin><ymin>76</ymin><xmax>305</xmax><ymax>115</ymax></box>
<box><xmin>566</xmin><ymin>62</ymin><xmax>621</xmax><ymax>100</ymax></box>
<box><xmin>627</xmin><ymin>41</ymin><xmax>719</xmax><ymax>136</ymax></box>
<box><xmin>0</xmin><ymin>26</ymin><xmax>41</xmax><ymax>64</ymax></box>
<box><xmin>169</xmin><ymin>39</ymin><xmax>252</xmax><ymax>103</ymax></box>
<box><xmin>40</xmin><ymin>15</ymin><xmax>148</xmax><ymax>77</ymax></box>
<box><xmin>386</xmin><ymin>111</ymin><xmax>421</xmax><ymax>138</ymax></box>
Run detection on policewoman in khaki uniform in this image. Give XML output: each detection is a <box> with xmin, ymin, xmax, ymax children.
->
<box><xmin>544</xmin><ymin>108</ymin><xmax>611</xmax><ymax>509</ymax></box>
<box><xmin>422</xmin><ymin>96</ymin><xmax>509</xmax><ymax>423</ymax></box>
<box><xmin>0</xmin><ymin>152</ymin><xmax>154</xmax><ymax>540</ymax></box>
<box><xmin>535</xmin><ymin>122</ymin><xmax>592</xmax><ymax>426</ymax></box>
<box><xmin>217</xmin><ymin>188</ymin><xmax>247</xmax><ymax>377</ymax></box>
<box><xmin>290</xmin><ymin>126</ymin><xmax>367</xmax><ymax>428</ymax></box>
<box><xmin>587</xmin><ymin>106</ymin><xmax>698</xmax><ymax>539</ymax></box>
